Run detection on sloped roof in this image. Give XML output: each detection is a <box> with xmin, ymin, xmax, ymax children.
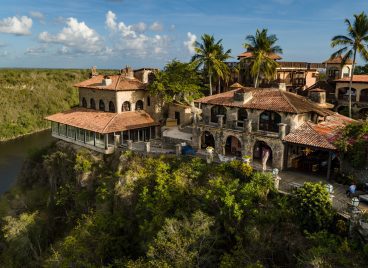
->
<box><xmin>283</xmin><ymin>113</ymin><xmax>355</xmax><ymax>150</ymax></box>
<box><xmin>323</xmin><ymin>55</ymin><xmax>353</xmax><ymax>64</ymax></box>
<box><xmin>335</xmin><ymin>75</ymin><xmax>368</xmax><ymax>83</ymax></box>
<box><xmin>229</xmin><ymin>82</ymin><xmax>244</xmax><ymax>88</ymax></box>
<box><xmin>45</xmin><ymin>108</ymin><xmax>157</xmax><ymax>134</ymax></box>
<box><xmin>237</xmin><ymin>51</ymin><xmax>282</xmax><ymax>60</ymax></box>
<box><xmin>195</xmin><ymin>87</ymin><xmax>334</xmax><ymax>115</ymax></box>
<box><xmin>75</xmin><ymin>74</ymin><xmax>146</xmax><ymax>91</ymax></box>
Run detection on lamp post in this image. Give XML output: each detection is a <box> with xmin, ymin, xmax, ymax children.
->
<box><xmin>325</xmin><ymin>184</ymin><xmax>334</xmax><ymax>202</ymax></box>
<box><xmin>272</xmin><ymin>168</ymin><xmax>281</xmax><ymax>190</ymax></box>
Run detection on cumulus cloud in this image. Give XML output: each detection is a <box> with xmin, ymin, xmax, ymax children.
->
<box><xmin>25</xmin><ymin>45</ymin><xmax>47</xmax><ymax>55</ymax></box>
<box><xmin>150</xmin><ymin>21</ymin><xmax>163</xmax><ymax>32</ymax></box>
<box><xmin>39</xmin><ymin>17</ymin><xmax>109</xmax><ymax>55</ymax></box>
<box><xmin>0</xmin><ymin>16</ymin><xmax>32</xmax><ymax>35</ymax></box>
<box><xmin>105</xmin><ymin>11</ymin><xmax>169</xmax><ymax>57</ymax></box>
<box><xmin>29</xmin><ymin>11</ymin><xmax>45</xmax><ymax>22</ymax></box>
<box><xmin>184</xmin><ymin>32</ymin><xmax>196</xmax><ymax>54</ymax></box>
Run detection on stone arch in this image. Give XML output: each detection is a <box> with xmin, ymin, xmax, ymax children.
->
<box><xmin>211</xmin><ymin>105</ymin><xmax>227</xmax><ymax>123</ymax></box>
<box><xmin>337</xmin><ymin>87</ymin><xmax>356</xmax><ymax>101</ymax></box>
<box><xmin>253</xmin><ymin>140</ymin><xmax>273</xmax><ymax>167</ymax></box>
<box><xmin>360</xmin><ymin>88</ymin><xmax>368</xmax><ymax>102</ymax></box>
<box><xmin>122</xmin><ymin>101</ymin><xmax>131</xmax><ymax>111</ymax></box>
<box><xmin>99</xmin><ymin>100</ymin><xmax>105</xmax><ymax>111</ymax></box>
<box><xmin>135</xmin><ymin>100</ymin><xmax>144</xmax><ymax>110</ymax></box>
<box><xmin>259</xmin><ymin>111</ymin><xmax>281</xmax><ymax>132</ymax></box>
<box><xmin>109</xmin><ymin>101</ymin><xmax>115</xmax><ymax>112</ymax></box>
<box><xmin>224</xmin><ymin>135</ymin><xmax>242</xmax><ymax>156</ymax></box>
<box><xmin>200</xmin><ymin>130</ymin><xmax>216</xmax><ymax>149</ymax></box>
<box><xmin>82</xmin><ymin>97</ymin><xmax>87</xmax><ymax>108</ymax></box>
<box><xmin>90</xmin><ymin>98</ymin><xmax>96</xmax><ymax>109</ymax></box>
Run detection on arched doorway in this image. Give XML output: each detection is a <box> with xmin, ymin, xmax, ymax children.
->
<box><xmin>337</xmin><ymin>87</ymin><xmax>356</xmax><ymax>101</ymax></box>
<box><xmin>122</xmin><ymin>101</ymin><xmax>131</xmax><ymax>111</ymax></box>
<box><xmin>82</xmin><ymin>98</ymin><xmax>87</xmax><ymax>108</ymax></box>
<box><xmin>253</xmin><ymin>141</ymin><xmax>272</xmax><ymax>167</ymax></box>
<box><xmin>99</xmin><ymin>100</ymin><xmax>105</xmax><ymax>111</ymax></box>
<box><xmin>201</xmin><ymin>131</ymin><xmax>215</xmax><ymax>149</ymax></box>
<box><xmin>90</xmin><ymin>98</ymin><xmax>96</xmax><ymax>109</ymax></box>
<box><xmin>109</xmin><ymin>101</ymin><xmax>115</xmax><ymax>112</ymax></box>
<box><xmin>211</xmin><ymin>106</ymin><xmax>227</xmax><ymax>123</ymax></box>
<box><xmin>259</xmin><ymin>111</ymin><xmax>281</xmax><ymax>132</ymax></box>
<box><xmin>135</xmin><ymin>100</ymin><xmax>144</xmax><ymax>110</ymax></box>
<box><xmin>225</xmin><ymin>135</ymin><xmax>242</xmax><ymax>156</ymax></box>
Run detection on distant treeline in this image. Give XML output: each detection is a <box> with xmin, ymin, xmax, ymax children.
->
<box><xmin>0</xmin><ymin>69</ymin><xmax>117</xmax><ymax>141</ymax></box>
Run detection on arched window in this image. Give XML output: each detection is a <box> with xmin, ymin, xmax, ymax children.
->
<box><xmin>122</xmin><ymin>101</ymin><xmax>131</xmax><ymax>111</ymax></box>
<box><xmin>109</xmin><ymin>101</ymin><xmax>115</xmax><ymax>112</ymax></box>
<box><xmin>136</xmin><ymin>100</ymin><xmax>144</xmax><ymax>110</ymax></box>
<box><xmin>99</xmin><ymin>100</ymin><xmax>105</xmax><ymax>111</ymax></box>
<box><xmin>90</xmin><ymin>99</ymin><xmax>96</xmax><ymax>109</ymax></box>
<box><xmin>211</xmin><ymin>105</ymin><xmax>227</xmax><ymax>123</ymax></box>
<box><xmin>237</xmin><ymin>108</ymin><xmax>248</xmax><ymax>127</ymax></box>
<box><xmin>259</xmin><ymin>111</ymin><xmax>281</xmax><ymax>132</ymax></box>
<box><xmin>82</xmin><ymin>98</ymin><xmax>87</xmax><ymax>108</ymax></box>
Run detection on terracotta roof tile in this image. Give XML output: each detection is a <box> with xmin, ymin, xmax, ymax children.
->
<box><xmin>45</xmin><ymin>108</ymin><xmax>157</xmax><ymax>134</ymax></box>
<box><xmin>237</xmin><ymin>51</ymin><xmax>282</xmax><ymax>60</ymax></box>
<box><xmin>323</xmin><ymin>55</ymin><xmax>353</xmax><ymax>64</ymax></box>
<box><xmin>283</xmin><ymin>113</ymin><xmax>355</xmax><ymax>150</ymax></box>
<box><xmin>195</xmin><ymin>88</ymin><xmax>333</xmax><ymax>115</ymax></box>
<box><xmin>335</xmin><ymin>74</ymin><xmax>368</xmax><ymax>83</ymax></box>
<box><xmin>75</xmin><ymin>75</ymin><xmax>146</xmax><ymax>91</ymax></box>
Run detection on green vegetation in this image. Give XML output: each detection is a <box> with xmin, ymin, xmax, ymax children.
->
<box><xmin>330</xmin><ymin>11</ymin><xmax>368</xmax><ymax>118</ymax></box>
<box><xmin>0</xmin><ymin>143</ymin><xmax>366</xmax><ymax>267</ymax></box>
<box><xmin>0</xmin><ymin>69</ymin><xmax>90</xmax><ymax>140</ymax></box>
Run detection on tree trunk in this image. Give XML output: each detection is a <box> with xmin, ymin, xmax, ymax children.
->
<box><xmin>348</xmin><ymin>49</ymin><xmax>357</xmax><ymax>118</ymax></box>
<box><xmin>209</xmin><ymin>72</ymin><xmax>213</xmax><ymax>95</ymax></box>
<box><xmin>218</xmin><ymin>78</ymin><xmax>221</xmax><ymax>93</ymax></box>
<box><xmin>254</xmin><ymin>65</ymin><xmax>261</xmax><ymax>88</ymax></box>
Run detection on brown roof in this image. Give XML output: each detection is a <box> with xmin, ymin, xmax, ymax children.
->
<box><xmin>230</xmin><ymin>82</ymin><xmax>244</xmax><ymax>88</ymax></box>
<box><xmin>195</xmin><ymin>87</ymin><xmax>334</xmax><ymax>116</ymax></box>
<box><xmin>237</xmin><ymin>51</ymin><xmax>282</xmax><ymax>60</ymax></box>
<box><xmin>75</xmin><ymin>74</ymin><xmax>146</xmax><ymax>91</ymax></box>
<box><xmin>335</xmin><ymin>74</ymin><xmax>368</xmax><ymax>83</ymax></box>
<box><xmin>283</xmin><ymin>113</ymin><xmax>355</xmax><ymax>150</ymax></box>
<box><xmin>323</xmin><ymin>55</ymin><xmax>353</xmax><ymax>64</ymax></box>
<box><xmin>45</xmin><ymin>108</ymin><xmax>157</xmax><ymax>134</ymax></box>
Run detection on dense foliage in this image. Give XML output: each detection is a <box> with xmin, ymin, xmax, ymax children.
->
<box><xmin>0</xmin><ymin>69</ymin><xmax>90</xmax><ymax>140</ymax></box>
<box><xmin>0</xmin><ymin>143</ymin><xmax>366</xmax><ymax>267</ymax></box>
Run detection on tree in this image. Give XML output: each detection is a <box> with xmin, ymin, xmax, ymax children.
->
<box><xmin>147</xmin><ymin>60</ymin><xmax>203</xmax><ymax>105</ymax></box>
<box><xmin>243</xmin><ymin>29</ymin><xmax>283</xmax><ymax>88</ymax></box>
<box><xmin>192</xmin><ymin>34</ymin><xmax>231</xmax><ymax>95</ymax></box>
<box><xmin>331</xmin><ymin>12</ymin><xmax>368</xmax><ymax>118</ymax></box>
<box><xmin>354</xmin><ymin>63</ymin><xmax>368</xmax><ymax>74</ymax></box>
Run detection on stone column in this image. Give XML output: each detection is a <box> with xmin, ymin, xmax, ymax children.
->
<box><xmin>175</xmin><ymin>144</ymin><xmax>182</xmax><ymax>156</ymax></box>
<box><xmin>145</xmin><ymin>141</ymin><xmax>151</xmax><ymax>153</ymax></box>
<box><xmin>127</xmin><ymin>140</ymin><xmax>133</xmax><ymax>150</ymax></box>
<box><xmin>278</xmin><ymin>123</ymin><xmax>287</xmax><ymax>139</ymax></box>
<box><xmin>83</xmin><ymin>130</ymin><xmax>86</xmax><ymax>144</ymax></box>
<box><xmin>120</xmin><ymin>132</ymin><xmax>124</xmax><ymax>146</ymax></box>
<box><xmin>217</xmin><ymin>115</ymin><xmax>224</xmax><ymax>128</ymax></box>
<box><xmin>155</xmin><ymin>126</ymin><xmax>160</xmax><ymax>138</ymax></box>
<box><xmin>104</xmin><ymin>134</ymin><xmax>108</xmax><ymax>149</ymax></box>
<box><xmin>93</xmin><ymin>132</ymin><xmax>96</xmax><ymax>146</ymax></box>
<box><xmin>244</xmin><ymin>119</ymin><xmax>252</xmax><ymax>133</ymax></box>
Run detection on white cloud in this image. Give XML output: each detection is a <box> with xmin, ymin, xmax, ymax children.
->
<box><xmin>106</xmin><ymin>10</ymin><xmax>117</xmax><ymax>31</ymax></box>
<box><xmin>132</xmin><ymin>22</ymin><xmax>147</xmax><ymax>33</ymax></box>
<box><xmin>29</xmin><ymin>11</ymin><xmax>44</xmax><ymax>21</ymax></box>
<box><xmin>150</xmin><ymin>21</ymin><xmax>163</xmax><ymax>32</ymax></box>
<box><xmin>0</xmin><ymin>16</ymin><xmax>32</xmax><ymax>35</ymax></box>
<box><xmin>184</xmin><ymin>32</ymin><xmax>196</xmax><ymax>54</ymax></box>
<box><xmin>39</xmin><ymin>17</ymin><xmax>109</xmax><ymax>55</ymax></box>
<box><xmin>25</xmin><ymin>45</ymin><xmax>47</xmax><ymax>55</ymax></box>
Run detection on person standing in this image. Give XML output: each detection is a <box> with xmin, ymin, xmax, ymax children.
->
<box><xmin>262</xmin><ymin>147</ymin><xmax>270</xmax><ymax>172</ymax></box>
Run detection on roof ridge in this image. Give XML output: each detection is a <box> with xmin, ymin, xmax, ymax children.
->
<box><xmin>115</xmin><ymin>74</ymin><xmax>123</xmax><ymax>91</ymax></box>
<box><xmin>279</xmin><ymin>90</ymin><xmax>299</xmax><ymax>113</ymax></box>
<box><xmin>102</xmin><ymin>113</ymin><xmax>120</xmax><ymax>133</ymax></box>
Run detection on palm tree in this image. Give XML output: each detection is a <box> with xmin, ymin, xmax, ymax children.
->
<box><xmin>192</xmin><ymin>34</ymin><xmax>231</xmax><ymax>95</ymax></box>
<box><xmin>215</xmin><ymin>42</ymin><xmax>232</xmax><ymax>93</ymax></box>
<box><xmin>243</xmin><ymin>29</ymin><xmax>282</xmax><ymax>88</ymax></box>
<box><xmin>331</xmin><ymin>12</ymin><xmax>368</xmax><ymax>118</ymax></box>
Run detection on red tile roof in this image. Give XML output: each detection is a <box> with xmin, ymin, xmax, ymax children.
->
<box><xmin>335</xmin><ymin>75</ymin><xmax>368</xmax><ymax>83</ymax></box>
<box><xmin>195</xmin><ymin>88</ymin><xmax>334</xmax><ymax>116</ymax></box>
<box><xmin>75</xmin><ymin>74</ymin><xmax>146</xmax><ymax>91</ymax></box>
<box><xmin>323</xmin><ymin>55</ymin><xmax>353</xmax><ymax>64</ymax></box>
<box><xmin>283</xmin><ymin>113</ymin><xmax>355</xmax><ymax>150</ymax></box>
<box><xmin>237</xmin><ymin>51</ymin><xmax>282</xmax><ymax>60</ymax></box>
<box><xmin>45</xmin><ymin>108</ymin><xmax>157</xmax><ymax>134</ymax></box>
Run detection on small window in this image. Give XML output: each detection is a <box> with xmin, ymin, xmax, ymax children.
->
<box><xmin>147</xmin><ymin>96</ymin><xmax>151</xmax><ymax>106</ymax></box>
<box><xmin>136</xmin><ymin>100</ymin><xmax>144</xmax><ymax>110</ymax></box>
<box><xmin>109</xmin><ymin>101</ymin><xmax>115</xmax><ymax>112</ymax></box>
<box><xmin>90</xmin><ymin>99</ymin><xmax>96</xmax><ymax>109</ymax></box>
<box><xmin>99</xmin><ymin>100</ymin><xmax>105</xmax><ymax>111</ymax></box>
<box><xmin>122</xmin><ymin>101</ymin><xmax>131</xmax><ymax>111</ymax></box>
<box><xmin>82</xmin><ymin>98</ymin><xmax>87</xmax><ymax>108</ymax></box>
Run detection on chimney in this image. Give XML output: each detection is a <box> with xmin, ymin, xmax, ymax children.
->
<box><xmin>309</xmin><ymin>89</ymin><xmax>326</xmax><ymax>105</ymax></box>
<box><xmin>278</xmin><ymin>82</ymin><xmax>286</xmax><ymax>91</ymax></box>
<box><xmin>102</xmin><ymin>75</ymin><xmax>112</xmax><ymax>86</ymax></box>
<box><xmin>234</xmin><ymin>90</ymin><xmax>252</xmax><ymax>103</ymax></box>
<box><xmin>278</xmin><ymin>123</ymin><xmax>287</xmax><ymax>139</ymax></box>
<box><xmin>121</xmin><ymin>66</ymin><xmax>134</xmax><ymax>79</ymax></box>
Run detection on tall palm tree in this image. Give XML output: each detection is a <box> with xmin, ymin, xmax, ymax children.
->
<box><xmin>331</xmin><ymin>12</ymin><xmax>368</xmax><ymax>118</ymax></box>
<box><xmin>215</xmin><ymin>42</ymin><xmax>232</xmax><ymax>93</ymax></box>
<box><xmin>192</xmin><ymin>34</ymin><xmax>231</xmax><ymax>95</ymax></box>
<box><xmin>243</xmin><ymin>29</ymin><xmax>282</xmax><ymax>88</ymax></box>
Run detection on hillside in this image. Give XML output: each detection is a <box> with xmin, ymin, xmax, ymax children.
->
<box><xmin>0</xmin><ymin>69</ymin><xmax>90</xmax><ymax>141</ymax></box>
<box><xmin>0</xmin><ymin>142</ymin><xmax>366</xmax><ymax>267</ymax></box>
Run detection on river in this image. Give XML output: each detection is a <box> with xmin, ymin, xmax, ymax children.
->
<box><xmin>0</xmin><ymin>130</ymin><xmax>55</xmax><ymax>194</ymax></box>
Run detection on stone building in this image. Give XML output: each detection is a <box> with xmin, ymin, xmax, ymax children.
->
<box><xmin>192</xmin><ymin>85</ymin><xmax>354</xmax><ymax>179</ymax></box>
<box><xmin>46</xmin><ymin>67</ymin><xmax>161</xmax><ymax>154</ymax></box>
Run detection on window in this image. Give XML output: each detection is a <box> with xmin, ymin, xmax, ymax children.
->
<box><xmin>51</xmin><ymin>122</ymin><xmax>59</xmax><ymax>134</ymax></box>
<box><xmin>85</xmin><ymin>131</ymin><xmax>94</xmax><ymax>145</ymax></box>
<box><xmin>67</xmin><ymin>126</ymin><xmax>76</xmax><ymax>139</ymax></box>
<box><xmin>99</xmin><ymin>100</ymin><xmax>105</xmax><ymax>111</ymax></box>
<box><xmin>210</xmin><ymin>106</ymin><xmax>227</xmax><ymax>123</ymax></box>
<box><xmin>122</xmin><ymin>101</ymin><xmax>131</xmax><ymax>111</ymax></box>
<box><xmin>95</xmin><ymin>133</ymin><xmax>105</xmax><ymax>148</ymax></box>
<box><xmin>109</xmin><ymin>101</ymin><xmax>115</xmax><ymax>112</ymax></box>
<box><xmin>259</xmin><ymin>111</ymin><xmax>281</xmax><ymax>133</ymax></box>
<box><xmin>77</xmin><ymin>128</ymin><xmax>85</xmax><ymax>142</ymax></box>
<box><xmin>82</xmin><ymin>98</ymin><xmax>87</xmax><ymax>108</ymax></box>
<box><xmin>237</xmin><ymin>108</ymin><xmax>248</xmax><ymax>127</ymax></box>
<box><xmin>59</xmin><ymin>124</ymin><xmax>67</xmax><ymax>136</ymax></box>
<box><xmin>147</xmin><ymin>96</ymin><xmax>151</xmax><ymax>106</ymax></box>
<box><xmin>135</xmin><ymin>100</ymin><xmax>144</xmax><ymax>110</ymax></box>
<box><xmin>90</xmin><ymin>99</ymin><xmax>96</xmax><ymax>109</ymax></box>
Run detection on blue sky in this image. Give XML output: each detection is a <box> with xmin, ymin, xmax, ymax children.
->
<box><xmin>0</xmin><ymin>0</ymin><xmax>367</xmax><ymax>69</ymax></box>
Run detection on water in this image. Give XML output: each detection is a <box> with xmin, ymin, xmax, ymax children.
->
<box><xmin>0</xmin><ymin>130</ymin><xmax>55</xmax><ymax>193</ymax></box>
